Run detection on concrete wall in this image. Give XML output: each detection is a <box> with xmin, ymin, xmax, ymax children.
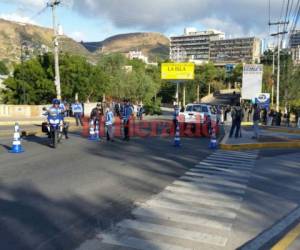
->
<box><xmin>0</xmin><ymin>105</ymin><xmax>46</xmax><ymax>118</ymax></box>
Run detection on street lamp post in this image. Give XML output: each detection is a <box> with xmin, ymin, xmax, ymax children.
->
<box><xmin>48</xmin><ymin>0</ymin><xmax>61</xmax><ymax>100</ymax></box>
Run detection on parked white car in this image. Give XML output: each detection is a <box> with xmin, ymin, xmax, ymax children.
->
<box><xmin>179</xmin><ymin>103</ymin><xmax>218</xmax><ymax>124</ymax></box>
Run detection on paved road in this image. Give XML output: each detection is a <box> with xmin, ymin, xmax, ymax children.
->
<box><xmin>0</xmin><ymin>131</ymin><xmax>211</xmax><ymax>250</ymax></box>
<box><xmin>75</xmin><ymin>148</ymin><xmax>300</xmax><ymax>250</ymax></box>
<box><xmin>1</xmin><ymin>125</ymin><xmax>300</xmax><ymax>250</ymax></box>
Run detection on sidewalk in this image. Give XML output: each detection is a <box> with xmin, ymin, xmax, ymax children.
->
<box><xmin>220</xmin><ymin>123</ymin><xmax>300</xmax><ymax>150</ymax></box>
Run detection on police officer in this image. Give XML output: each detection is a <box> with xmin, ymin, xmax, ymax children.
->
<box><xmin>122</xmin><ymin>100</ymin><xmax>133</xmax><ymax>141</ymax></box>
<box><xmin>105</xmin><ymin>107</ymin><xmax>114</xmax><ymax>141</ymax></box>
<box><xmin>173</xmin><ymin>104</ymin><xmax>180</xmax><ymax>131</ymax></box>
<box><xmin>48</xmin><ymin>99</ymin><xmax>69</xmax><ymax>139</ymax></box>
<box><xmin>72</xmin><ymin>100</ymin><xmax>83</xmax><ymax>126</ymax></box>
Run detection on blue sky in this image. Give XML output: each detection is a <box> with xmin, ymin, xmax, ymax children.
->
<box><xmin>0</xmin><ymin>0</ymin><xmax>285</xmax><ymax>43</ymax></box>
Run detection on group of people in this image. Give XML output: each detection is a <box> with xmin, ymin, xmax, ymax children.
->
<box><xmin>70</xmin><ymin>100</ymin><xmax>144</xmax><ymax>141</ymax></box>
<box><xmin>228</xmin><ymin>103</ymin><xmax>261</xmax><ymax>140</ymax></box>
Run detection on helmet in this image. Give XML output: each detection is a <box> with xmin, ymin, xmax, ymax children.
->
<box><xmin>52</xmin><ymin>98</ymin><xmax>60</xmax><ymax>105</ymax></box>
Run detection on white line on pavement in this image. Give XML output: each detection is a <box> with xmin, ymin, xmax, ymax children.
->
<box><xmin>132</xmin><ymin>207</ymin><xmax>233</xmax><ymax>231</ymax></box>
<box><xmin>117</xmin><ymin>219</ymin><xmax>228</xmax><ymax>247</ymax></box>
<box><xmin>143</xmin><ymin>199</ymin><xmax>237</xmax><ymax>219</ymax></box>
<box><xmin>157</xmin><ymin>190</ymin><xmax>242</xmax><ymax>209</ymax></box>
<box><xmin>100</xmin><ymin>233</ymin><xmax>193</xmax><ymax>250</ymax></box>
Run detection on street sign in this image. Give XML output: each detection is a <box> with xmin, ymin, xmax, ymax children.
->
<box><xmin>161</xmin><ymin>63</ymin><xmax>195</xmax><ymax>80</ymax></box>
<box><xmin>255</xmin><ymin>93</ymin><xmax>270</xmax><ymax>109</ymax></box>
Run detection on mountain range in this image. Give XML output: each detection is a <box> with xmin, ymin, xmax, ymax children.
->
<box><xmin>0</xmin><ymin>18</ymin><xmax>170</xmax><ymax>66</ymax></box>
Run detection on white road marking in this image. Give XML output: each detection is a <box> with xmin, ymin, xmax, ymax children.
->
<box><xmin>173</xmin><ymin>180</ymin><xmax>246</xmax><ymax>195</ymax></box>
<box><xmin>197</xmin><ymin>161</ymin><xmax>252</xmax><ymax>171</ymax></box>
<box><xmin>186</xmin><ymin>170</ymin><xmax>250</xmax><ymax>180</ymax></box>
<box><xmin>190</xmin><ymin>167</ymin><xmax>251</xmax><ymax>176</ymax></box>
<box><xmin>179</xmin><ymin>176</ymin><xmax>248</xmax><ymax>189</ymax></box>
<box><xmin>157</xmin><ymin>190</ymin><xmax>242</xmax><ymax>209</ymax></box>
<box><xmin>117</xmin><ymin>220</ymin><xmax>228</xmax><ymax>247</ymax></box>
<box><xmin>100</xmin><ymin>233</ymin><xmax>193</xmax><ymax>250</ymax></box>
<box><xmin>203</xmin><ymin>158</ymin><xmax>255</xmax><ymax>167</ymax></box>
<box><xmin>180</xmin><ymin>172</ymin><xmax>249</xmax><ymax>184</ymax></box>
<box><xmin>142</xmin><ymin>199</ymin><xmax>237</xmax><ymax>219</ymax></box>
<box><xmin>132</xmin><ymin>207</ymin><xmax>233</xmax><ymax>231</ymax></box>
<box><xmin>195</xmin><ymin>162</ymin><xmax>252</xmax><ymax>171</ymax></box>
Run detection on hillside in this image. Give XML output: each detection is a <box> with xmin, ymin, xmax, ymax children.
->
<box><xmin>0</xmin><ymin>19</ymin><xmax>170</xmax><ymax>66</ymax></box>
<box><xmin>0</xmin><ymin>18</ymin><xmax>93</xmax><ymax>65</ymax></box>
<box><xmin>82</xmin><ymin>32</ymin><xmax>170</xmax><ymax>61</ymax></box>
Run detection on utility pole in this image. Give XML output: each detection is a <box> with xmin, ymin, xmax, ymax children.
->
<box><xmin>269</xmin><ymin>21</ymin><xmax>288</xmax><ymax>111</ymax></box>
<box><xmin>48</xmin><ymin>0</ymin><xmax>61</xmax><ymax>100</ymax></box>
<box><xmin>272</xmin><ymin>46</ymin><xmax>275</xmax><ymax>106</ymax></box>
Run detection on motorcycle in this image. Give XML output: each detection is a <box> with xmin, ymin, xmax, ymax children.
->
<box><xmin>42</xmin><ymin>108</ymin><xmax>64</xmax><ymax>148</ymax></box>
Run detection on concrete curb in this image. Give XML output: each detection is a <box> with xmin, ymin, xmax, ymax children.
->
<box><xmin>238</xmin><ymin>206</ymin><xmax>300</xmax><ymax>250</ymax></box>
<box><xmin>220</xmin><ymin>140</ymin><xmax>300</xmax><ymax>151</ymax></box>
<box><xmin>261</xmin><ymin>126</ymin><xmax>300</xmax><ymax>134</ymax></box>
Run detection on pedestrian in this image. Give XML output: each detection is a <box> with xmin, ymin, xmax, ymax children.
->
<box><xmin>122</xmin><ymin>100</ymin><xmax>133</xmax><ymax>141</ymax></box>
<box><xmin>229</xmin><ymin>103</ymin><xmax>243</xmax><ymax>138</ymax></box>
<box><xmin>137</xmin><ymin>104</ymin><xmax>144</xmax><ymax>120</ymax></box>
<box><xmin>286</xmin><ymin>111</ymin><xmax>290</xmax><ymax>127</ymax></box>
<box><xmin>262</xmin><ymin>108</ymin><xmax>267</xmax><ymax>125</ymax></box>
<box><xmin>252</xmin><ymin>104</ymin><xmax>260</xmax><ymax>139</ymax></box>
<box><xmin>72</xmin><ymin>100</ymin><xmax>83</xmax><ymax>126</ymax></box>
<box><xmin>275</xmin><ymin>110</ymin><xmax>282</xmax><ymax>126</ymax></box>
<box><xmin>173</xmin><ymin>105</ymin><xmax>180</xmax><ymax>132</ymax></box>
<box><xmin>90</xmin><ymin>103</ymin><xmax>103</xmax><ymax>131</ymax></box>
<box><xmin>267</xmin><ymin>109</ymin><xmax>274</xmax><ymax>126</ymax></box>
<box><xmin>105</xmin><ymin>107</ymin><xmax>114</xmax><ymax>141</ymax></box>
<box><xmin>247</xmin><ymin>106</ymin><xmax>252</xmax><ymax>122</ymax></box>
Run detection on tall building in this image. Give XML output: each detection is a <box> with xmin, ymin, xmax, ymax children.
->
<box><xmin>170</xmin><ymin>28</ymin><xmax>225</xmax><ymax>63</ymax></box>
<box><xmin>289</xmin><ymin>31</ymin><xmax>300</xmax><ymax>64</ymax></box>
<box><xmin>127</xmin><ymin>50</ymin><xmax>148</xmax><ymax>64</ymax></box>
<box><xmin>290</xmin><ymin>30</ymin><xmax>300</xmax><ymax>48</ymax></box>
<box><xmin>210</xmin><ymin>37</ymin><xmax>261</xmax><ymax>65</ymax></box>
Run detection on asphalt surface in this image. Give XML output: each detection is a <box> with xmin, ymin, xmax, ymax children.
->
<box><xmin>1</xmin><ymin>122</ymin><xmax>300</xmax><ymax>250</ymax></box>
<box><xmin>0</xmin><ymin>130</ymin><xmax>212</xmax><ymax>250</ymax></box>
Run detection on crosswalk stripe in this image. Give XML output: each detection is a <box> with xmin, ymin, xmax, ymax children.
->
<box><xmin>195</xmin><ymin>163</ymin><xmax>252</xmax><ymax>172</ymax></box>
<box><xmin>191</xmin><ymin>166</ymin><xmax>251</xmax><ymax>176</ymax></box>
<box><xmin>188</xmin><ymin>168</ymin><xmax>251</xmax><ymax>178</ymax></box>
<box><xmin>186</xmin><ymin>170</ymin><xmax>250</xmax><ymax>180</ymax></box>
<box><xmin>180</xmin><ymin>172</ymin><xmax>249</xmax><ymax>184</ymax></box>
<box><xmin>117</xmin><ymin>219</ymin><xmax>228</xmax><ymax>246</ymax></box>
<box><xmin>217</xmin><ymin>150</ymin><xmax>258</xmax><ymax>156</ymax></box>
<box><xmin>157</xmin><ymin>190</ymin><xmax>242</xmax><ymax>209</ymax></box>
<box><xmin>143</xmin><ymin>199</ymin><xmax>237</xmax><ymax>219</ymax></box>
<box><xmin>203</xmin><ymin>158</ymin><xmax>255</xmax><ymax>166</ymax></box>
<box><xmin>179</xmin><ymin>176</ymin><xmax>248</xmax><ymax>189</ymax></box>
<box><xmin>173</xmin><ymin>181</ymin><xmax>245</xmax><ymax>197</ymax></box>
<box><xmin>132</xmin><ymin>207</ymin><xmax>233</xmax><ymax>231</ymax></box>
<box><xmin>100</xmin><ymin>234</ymin><xmax>193</xmax><ymax>250</ymax></box>
<box><xmin>165</xmin><ymin>185</ymin><xmax>243</xmax><ymax>201</ymax></box>
<box><xmin>205</xmin><ymin>158</ymin><xmax>256</xmax><ymax>165</ymax></box>
<box><xmin>211</xmin><ymin>152</ymin><xmax>257</xmax><ymax>159</ymax></box>
<box><xmin>173</xmin><ymin>180</ymin><xmax>246</xmax><ymax>195</ymax></box>
<box><xmin>198</xmin><ymin>161</ymin><xmax>252</xmax><ymax>170</ymax></box>
<box><xmin>201</xmin><ymin>159</ymin><xmax>254</xmax><ymax>167</ymax></box>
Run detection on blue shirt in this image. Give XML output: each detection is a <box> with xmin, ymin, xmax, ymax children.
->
<box><xmin>122</xmin><ymin>105</ymin><xmax>133</xmax><ymax>121</ymax></box>
<box><xmin>105</xmin><ymin>111</ymin><xmax>114</xmax><ymax>125</ymax></box>
<box><xmin>173</xmin><ymin>108</ymin><xmax>179</xmax><ymax>120</ymax></box>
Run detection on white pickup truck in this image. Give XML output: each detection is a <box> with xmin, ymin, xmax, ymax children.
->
<box><xmin>179</xmin><ymin>103</ymin><xmax>218</xmax><ymax>124</ymax></box>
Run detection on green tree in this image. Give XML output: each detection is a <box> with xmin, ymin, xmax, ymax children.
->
<box><xmin>2</xmin><ymin>58</ymin><xmax>55</xmax><ymax>104</ymax></box>
<box><xmin>0</xmin><ymin>61</ymin><xmax>9</xmax><ymax>75</ymax></box>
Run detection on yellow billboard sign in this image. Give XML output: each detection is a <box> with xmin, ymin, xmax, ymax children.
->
<box><xmin>161</xmin><ymin>63</ymin><xmax>195</xmax><ymax>80</ymax></box>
